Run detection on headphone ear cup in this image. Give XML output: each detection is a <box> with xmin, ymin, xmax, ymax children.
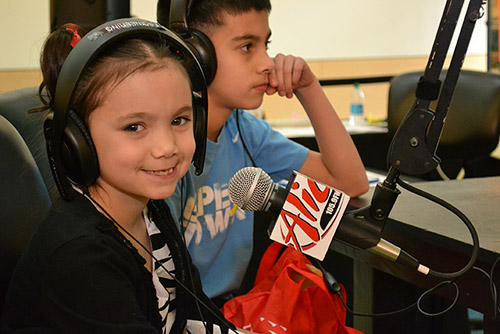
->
<box><xmin>183</xmin><ymin>29</ymin><xmax>217</xmax><ymax>85</ymax></box>
<box><xmin>44</xmin><ymin>114</ymin><xmax>72</xmax><ymax>199</ymax></box>
<box><xmin>61</xmin><ymin>110</ymin><xmax>100</xmax><ymax>186</ymax></box>
<box><xmin>192</xmin><ymin>92</ymin><xmax>207</xmax><ymax>175</ymax></box>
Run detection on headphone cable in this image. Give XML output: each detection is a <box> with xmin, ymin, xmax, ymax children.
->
<box><xmin>236</xmin><ymin>110</ymin><xmax>256</xmax><ymax>167</ymax></box>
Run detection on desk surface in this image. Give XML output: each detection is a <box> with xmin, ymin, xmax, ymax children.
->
<box><xmin>339</xmin><ymin>176</ymin><xmax>500</xmax><ymax>328</ymax></box>
<box><xmin>350</xmin><ymin>176</ymin><xmax>500</xmax><ymax>254</ymax></box>
<box><xmin>269</xmin><ymin>119</ymin><xmax>388</xmax><ymax>138</ymax></box>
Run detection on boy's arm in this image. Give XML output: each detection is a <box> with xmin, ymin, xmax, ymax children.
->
<box><xmin>267</xmin><ymin>53</ymin><xmax>369</xmax><ymax>197</ymax></box>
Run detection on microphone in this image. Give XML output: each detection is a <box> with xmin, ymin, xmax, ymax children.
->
<box><xmin>229</xmin><ymin>167</ymin><xmax>429</xmax><ymax>274</ymax></box>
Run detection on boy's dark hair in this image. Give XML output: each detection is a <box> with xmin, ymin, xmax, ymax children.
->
<box><xmin>157</xmin><ymin>0</ymin><xmax>272</xmax><ymax>31</ymax></box>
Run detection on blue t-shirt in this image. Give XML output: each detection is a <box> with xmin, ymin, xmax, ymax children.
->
<box><xmin>166</xmin><ymin>110</ymin><xmax>309</xmax><ymax>298</ymax></box>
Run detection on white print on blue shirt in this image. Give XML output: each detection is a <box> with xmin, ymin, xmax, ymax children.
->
<box><xmin>182</xmin><ymin>183</ymin><xmax>246</xmax><ymax>246</ymax></box>
<box><xmin>165</xmin><ymin>110</ymin><xmax>309</xmax><ymax>298</ymax></box>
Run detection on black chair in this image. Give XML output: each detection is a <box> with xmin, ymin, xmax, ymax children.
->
<box><xmin>0</xmin><ymin>87</ymin><xmax>59</xmax><ymax>315</ymax></box>
<box><xmin>0</xmin><ymin>87</ymin><xmax>57</xmax><ymax>198</ymax></box>
<box><xmin>387</xmin><ymin>70</ymin><xmax>500</xmax><ymax>180</ymax></box>
<box><xmin>0</xmin><ymin>115</ymin><xmax>51</xmax><ymax>315</ymax></box>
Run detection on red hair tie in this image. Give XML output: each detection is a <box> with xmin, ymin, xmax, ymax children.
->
<box><xmin>65</xmin><ymin>26</ymin><xmax>81</xmax><ymax>48</ymax></box>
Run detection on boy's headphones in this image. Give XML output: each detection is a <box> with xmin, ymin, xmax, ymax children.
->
<box><xmin>167</xmin><ymin>0</ymin><xmax>217</xmax><ymax>85</ymax></box>
<box><xmin>43</xmin><ymin>18</ymin><xmax>208</xmax><ymax>200</ymax></box>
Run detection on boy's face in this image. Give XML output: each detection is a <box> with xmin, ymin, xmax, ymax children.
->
<box><xmin>206</xmin><ymin>9</ymin><xmax>274</xmax><ymax>112</ymax></box>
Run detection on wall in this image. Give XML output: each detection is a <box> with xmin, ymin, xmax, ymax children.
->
<box><xmin>268</xmin><ymin>0</ymin><xmax>487</xmax><ymax>60</ymax></box>
<box><xmin>0</xmin><ymin>0</ymin><xmax>488</xmax><ymax>70</ymax></box>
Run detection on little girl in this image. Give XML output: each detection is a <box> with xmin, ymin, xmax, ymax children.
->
<box><xmin>1</xmin><ymin>19</ymin><xmax>237</xmax><ymax>333</ymax></box>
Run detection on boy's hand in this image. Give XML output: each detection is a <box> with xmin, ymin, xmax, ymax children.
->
<box><xmin>266</xmin><ymin>53</ymin><xmax>317</xmax><ymax>99</ymax></box>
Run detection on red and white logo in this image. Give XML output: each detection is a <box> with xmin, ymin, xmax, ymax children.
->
<box><xmin>270</xmin><ymin>172</ymin><xmax>349</xmax><ymax>260</ymax></box>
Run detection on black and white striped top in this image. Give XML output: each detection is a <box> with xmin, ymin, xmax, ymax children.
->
<box><xmin>145</xmin><ymin>209</ymin><xmax>229</xmax><ymax>334</ymax></box>
<box><xmin>145</xmin><ymin>209</ymin><xmax>177</xmax><ymax>333</ymax></box>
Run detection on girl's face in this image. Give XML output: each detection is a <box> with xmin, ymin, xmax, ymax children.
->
<box><xmin>88</xmin><ymin>66</ymin><xmax>195</xmax><ymax>206</ymax></box>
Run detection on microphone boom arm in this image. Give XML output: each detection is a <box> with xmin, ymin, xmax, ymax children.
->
<box><xmin>338</xmin><ymin>0</ymin><xmax>486</xmax><ymax>276</ymax></box>
<box><xmin>387</xmin><ymin>0</ymin><xmax>486</xmax><ymax>179</ymax></box>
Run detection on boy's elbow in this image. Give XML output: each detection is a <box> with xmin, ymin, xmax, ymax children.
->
<box><xmin>344</xmin><ymin>177</ymin><xmax>370</xmax><ymax>198</ymax></box>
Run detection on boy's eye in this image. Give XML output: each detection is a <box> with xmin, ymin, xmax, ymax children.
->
<box><xmin>265</xmin><ymin>40</ymin><xmax>271</xmax><ymax>50</ymax></box>
<box><xmin>124</xmin><ymin>124</ymin><xmax>144</xmax><ymax>132</ymax></box>
<box><xmin>172</xmin><ymin>117</ymin><xmax>190</xmax><ymax>126</ymax></box>
<box><xmin>241</xmin><ymin>44</ymin><xmax>251</xmax><ymax>52</ymax></box>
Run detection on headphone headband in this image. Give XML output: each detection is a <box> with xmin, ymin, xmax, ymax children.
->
<box><xmin>168</xmin><ymin>0</ymin><xmax>190</xmax><ymax>35</ymax></box>
<box><xmin>165</xmin><ymin>0</ymin><xmax>218</xmax><ymax>85</ymax></box>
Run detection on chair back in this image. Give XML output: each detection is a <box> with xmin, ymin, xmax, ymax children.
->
<box><xmin>0</xmin><ymin>87</ymin><xmax>56</xmax><ymax>198</ymax></box>
<box><xmin>0</xmin><ymin>115</ymin><xmax>51</xmax><ymax>314</ymax></box>
<box><xmin>388</xmin><ymin>70</ymin><xmax>500</xmax><ymax>179</ymax></box>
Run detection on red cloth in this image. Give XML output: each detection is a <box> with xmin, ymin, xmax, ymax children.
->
<box><xmin>222</xmin><ymin>242</ymin><xmax>364</xmax><ymax>334</ymax></box>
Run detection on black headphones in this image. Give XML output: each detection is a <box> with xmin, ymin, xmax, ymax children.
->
<box><xmin>44</xmin><ymin>18</ymin><xmax>208</xmax><ymax>200</ymax></box>
<box><xmin>161</xmin><ymin>0</ymin><xmax>217</xmax><ymax>85</ymax></box>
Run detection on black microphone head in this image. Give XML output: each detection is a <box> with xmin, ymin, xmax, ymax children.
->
<box><xmin>229</xmin><ymin>167</ymin><xmax>274</xmax><ymax>211</ymax></box>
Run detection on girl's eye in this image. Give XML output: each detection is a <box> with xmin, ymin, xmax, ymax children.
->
<box><xmin>124</xmin><ymin>124</ymin><xmax>145</xmax><ymax>132</ymax></box>
<box><xmin>172</xmin><ymin>117</ymin><xmax>190</xmax><ymax>126</ymax></box>
<box><xmin>242</xmin><ymin>44</ymin><xmax>251</xmax><ymax>52</ymax></box>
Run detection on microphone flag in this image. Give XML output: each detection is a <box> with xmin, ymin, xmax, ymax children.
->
<box><xmin>269</xmin><ymin>171</ymin><xmax>350</xmax><ymax>260</ymax></box>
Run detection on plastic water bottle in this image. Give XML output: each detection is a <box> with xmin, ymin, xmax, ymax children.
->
<box><xmin>349</xmin><ymin>82</ymin><xmax>365</xmax><ymax>126</ymax></box>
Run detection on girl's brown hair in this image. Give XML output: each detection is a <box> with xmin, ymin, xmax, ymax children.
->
<box><xmin>35</xmin><ymin>23</ymin><xmax>191</xmax><ymax>125</ymax></box>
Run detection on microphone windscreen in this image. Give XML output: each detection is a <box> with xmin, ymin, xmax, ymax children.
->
<box><xmin>229</xmin><ymin>167</ymin><xmax>273</xmax><ymax>211</ymax></box>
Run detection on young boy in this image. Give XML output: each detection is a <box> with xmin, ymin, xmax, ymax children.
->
<box><xmin>158</xmin><ymin>0</ymin><xmax>369</xmax><ymax>301</ymax></box>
